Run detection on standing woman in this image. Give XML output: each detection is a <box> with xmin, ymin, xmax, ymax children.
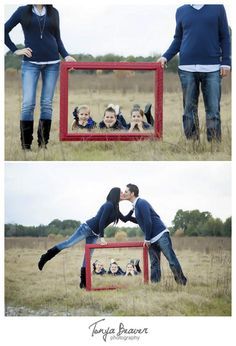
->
<box><xmin>5</xmin><ymin>4</ymin><xmax>76</xmax><ymax>150</ymax></box>
<box><xmin>38</xmin><ymin>187</ymin><xmax>133</xmax><ymax>288</ymax></box>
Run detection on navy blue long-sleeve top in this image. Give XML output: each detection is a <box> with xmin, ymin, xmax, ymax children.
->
<box><xmin>163</xmin><ymin>5</ymin><xmax>231</xmax><ymax>66</ymax></box>
<box><xmin>99</xmin><ymin>120</ymin><xmax>125</xmax><ymax>130</ymax></box>
<box><xmin>5</xmin><ymin>6</ymin><xmax>69</xmax><ymax>61</ymax></box>
<box><xmin>127</xmin><ymin>198</ymin><xmax>166</xmax><ymax>241</ymax></box>
<box><xmin>86</xmin><ymin>201</ymin><xmax>132</xmax><ymax>237</ymax></box>
<box><xmin>126</xmin><ymin>121</ymin><xmax>152</xmax><ymax>130</ymax></box>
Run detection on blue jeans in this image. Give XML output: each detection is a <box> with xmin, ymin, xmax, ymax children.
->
<box><xmin>148</xmin><ymin>232</ymin><xmax>187</xmax><ymax>285</ymax></box>
<box><xmin>21</xmin><ymin>61</ymin><xmax>59</xmax><ymax>121</ymax></box>
<box><xmin>56</xmin><ymin>223</ymin><xmax>98</xmax><ymax>267</ymax></box>
<box><xmin>178</xmin><ymin>69</ymin><xmax>222</xmax><ymax>141</ymax></box>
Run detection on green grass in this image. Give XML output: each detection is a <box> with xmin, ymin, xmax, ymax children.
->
<box><xmin>5</xmin><ymin>238</ymin><xmax>231</xmax><ymax>316</ymax></box>
<box><xmin>5</xmin><ymin>71</ymin><xmax>231</xmax><ymax>161</ymax></box>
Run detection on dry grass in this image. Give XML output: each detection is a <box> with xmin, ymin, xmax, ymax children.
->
<box><xmin>5</xmin><ymin>70</ymin><xmax>231</xmax><ymax>161</ymax></box>
<box><xmin>5</xmin><ymin>236</ymin><xmax>231</xmax><ymax>316</ymax></box>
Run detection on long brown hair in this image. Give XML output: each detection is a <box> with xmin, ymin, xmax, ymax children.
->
<box><xmin>21</xmin><ymin>5</ymin><xmax>59</xmax><ymax>32</ymax></box>
<box><xmin>106</xmin><ymin>187</ymin><xmax>121</xmax><ymax>224</ymax></box>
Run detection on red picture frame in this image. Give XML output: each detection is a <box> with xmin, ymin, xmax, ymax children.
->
<box><xmin>60</xmin><ymin>62</ymin><xmax>163</xmax><ymax>141</ymax></box>
<box><xmin>85</xmin><ymin>241</ymin><xmax>149</xmax><ymax>291</ymax></box>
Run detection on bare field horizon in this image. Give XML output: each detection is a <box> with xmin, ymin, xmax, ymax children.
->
<box><xmin>5</xmin><ymin>236</ymin><xmax>231</xmax><ymax>316</ymax></box>
<box><xmin>5</xmin><ymin>70</ymin><xmax>231</xmax><ymax>161</ymax></box>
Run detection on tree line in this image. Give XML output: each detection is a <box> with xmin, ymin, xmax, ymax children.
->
<box><xmin>5</xmin><ymin>209</ymin><xmax>231</xmax><ymax>238</ymax></box>
<box><xmin>171</xmin><ymin>209</ymin><xmax>231</xmax><ymax>237</ymax></box>
<box><xmin>5</xmin><ymin>45</ymin><xmax>179</xmax><ymax>73</ymax></box>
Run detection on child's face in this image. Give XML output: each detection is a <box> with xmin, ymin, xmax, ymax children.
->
<box><xmin>95</xmin><ymin>261</ymin><xmax>103</xmax><ymax>272</ymax></box>
<box><xmin>110</xmin><ymin>263</ymin><xmax>118</xmax><ymax>273</ymax></box>
<box><xmin>126</xmin><ymin>264</ymin><xmax>134</xmax><ymax>272</ymax></box>
<box><xmin>78</xmin><ymin>108</ymin><xmax>90</xmax><ymax>122</ymax></box>
<box><xmin>104</xmin><ymin>111</ymin><xmax>117</xmax><ymax>128</ymax></box>
<box><xmin>131</xmin><ymin>111</ymin><xmax>143</xmax><ymax>124</ymax></box>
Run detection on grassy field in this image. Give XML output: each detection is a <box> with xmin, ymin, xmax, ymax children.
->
<box><xmin>5</xmin><ymin>236</ymin><xmax>231</xmax><ymax>316</ymax></box>
<box><xmin>5</xmin><ymin>70</ymin><xmax>231</xmax><ymax>161</ymax></box>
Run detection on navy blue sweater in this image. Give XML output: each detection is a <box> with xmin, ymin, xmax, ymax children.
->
<box><xmin>86</xmin><ymin>201</ymin><xmax>132</xmax><ymax>237</ymax></box>
<box><xmin>127</xmin><ymin>121</ymin><xmax>152</xmax><ymax>131</ymax></box>
<box><xmin>99</xmin><ymin>120</ymin><xmax>125</xmax><ymax>130</ymax></box>
<box><xmin>128</xmin><ymin>198</ymin><xmax>166</xmax><ymax>241</ymax></box>
<box><xmin>163</xmin><ymin>5</ymin><xmax>231</xmax><ymax>66</ymax></box>
<box><xmin>5</xmin><ymin>6</ymin><xmax>69</xmax><ymax>61</ymax></box>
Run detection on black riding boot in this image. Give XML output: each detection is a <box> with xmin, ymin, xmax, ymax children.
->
<box><xmin>37</xmin><ymin>119</ymin><xmax>52</xmax><ymax>148</ymax></box>
<box><xmin>20</xmin><ymin>120</ymin><xmax>34</xmax><ymax>150</ymax></box>
<box><xmin>135</xmin><ymin>259</ymin><xmax>142</xmax><ymax>273</ymax></box>
<box><xmin>144</xmin><ymin>103</ymin><xmax>154</xmax><ymax>126</ymax></box>
<box><xmin>79</xmin><ymin>267</ymin><xmax>86</xmax><ymax>289</ymax></box>
<box><xmin>38</xmin><ymin>246</ymin><xmax>61</xmax><ymax>271</ymax></box>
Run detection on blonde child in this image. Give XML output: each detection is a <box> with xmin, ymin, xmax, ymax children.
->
<box><xmin>92</xmin><ymin>260</ymin><xmax>106</xmax><ymax>275</ymax></box>
<box><xmin>72</xmin><ymin>105</ymin><xmax>96</xmax><ymax>130</ymax></box>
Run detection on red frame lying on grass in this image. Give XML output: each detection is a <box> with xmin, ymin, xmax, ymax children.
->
<box><xmin>60</xmin><ymin>62</ymin><xmax>163</xmax><ymax>141</ymax></box>
<box><xmin>85</xmin><ymin>241</ymin><xmax>149</xmax><ymax>291</ymax></box>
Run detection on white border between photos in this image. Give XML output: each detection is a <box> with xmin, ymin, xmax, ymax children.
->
<box><xmin>1</xmin><ymin>0</ymin><xmax>235</xmax><ymax>345</ymax></box>
<box><xmin>0</xmin><ymin>0</ymin><xmax>5</xmax><ymax>339</ymax></box>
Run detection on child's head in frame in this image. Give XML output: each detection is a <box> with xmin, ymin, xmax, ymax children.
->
<box><xmin>72</xmin><ymin>105</ymin><xmax>96</xmax><ymax>130</ymax></box>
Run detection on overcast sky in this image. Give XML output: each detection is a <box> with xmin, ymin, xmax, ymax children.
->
<box><xmin>4</xmin><ymin>0</ymin><xmax>232</xmax><ymax>57</ymax></box>
<box><xmin>5</xmin><ymin>161</ymin><xmax>231</xmax><ymax>227</ymax></box>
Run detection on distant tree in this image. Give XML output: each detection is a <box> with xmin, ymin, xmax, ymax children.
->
<box><xmin>36</xmin><ymin>224</ymin><xmax>48</xmax><ymax>237</ymax></box>
<box><xmin>223</xmin><ymin>217</ymin><xmax>231</xmax><ymax>237</ymax></box>
<box><xmin>5</xmin><ymin>224</ymin><xmax>17</xmax><ymax>237</ymax></box>
<box><xmin>74</xmin><ymin>53</ymin><xmax>95</xmax><ymax>62</ymax></box>
<box><xmin>126</xmin><ymin>55</ymin><xmax>136</xmax><ymax>62</ymax></box>
<box><xmin>48</xmin><ymin>219</ymin><xmax>62</xmax><ymax>229</ymax></box>
<box><xmin>61</xmin><ymin>219</ymin><xmax>80</xmax><ymax>230</ymax></box>
<box><xmin>186</xmin><ymin>224</ymin><xmax>200</xmax><ymax>236</ymax></box>
<box><xmin>172</xmin><ymin>209</ymin><xmax>189</xmax><ymax>233</ymax></box>
<box><xmin>5</xmin><ymin>50</ymin><xmax>179</xmax><ymax>74</ymax></box>
<box><xmin>5</xmin><ymin>213</ymin><xmax>231</xmax><ymax>238</ymax></box>
<box><xmin>168</xmin><ymin>226</ymin><xmax>175</xmax><ymax>236</ymax></box>
<box><xmin>115</xmin><ymin>230</ymin><xmax>127</xmax><ymax>242</ymax></box>
<box><xmin>172</xmin><ymin>209</ymin><xmax>211</xmax><ymax>234</ymax></box>
<box><xmin>166</xmin><ymin>56</ymin><xmax>179</xmax><ymax>73</ymax></box>
<box><xmin>203</xmin><ymin>218</ymin><xmax>224</xmax><ymax>236</ymax></box>
<box><xmin>104</xmin><ymin>226</ymin><xmax>117</xmax><ymax>238</ymax></box>
<box><xmin>126</xmin><ymin>228</ymin><xmax>137</xmax><ymax>237</ymax></box>
<box><xmin>171</xmin><ymin>209</ymin><xmax>225</xmax><ymax>237</ymax></box>
<box><xmin>136</xmin><ymin>228</ymin><xmax>144</xmax><ymax>237</ymax></box>
<box><xmin>5</xmin><ymin>44</ymin><xmax>24</xmax><ymax>70</ymax></box>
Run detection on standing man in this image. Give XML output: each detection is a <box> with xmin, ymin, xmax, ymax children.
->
<box><xmin>122</xmin><ymin>184</ymin><xmax>187</xmax><ymax>285</ymax></box>
<box><xmin>159</xmin><ymin>5</ymin><xmax>231</xmax><ymax>141</ymax></box>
